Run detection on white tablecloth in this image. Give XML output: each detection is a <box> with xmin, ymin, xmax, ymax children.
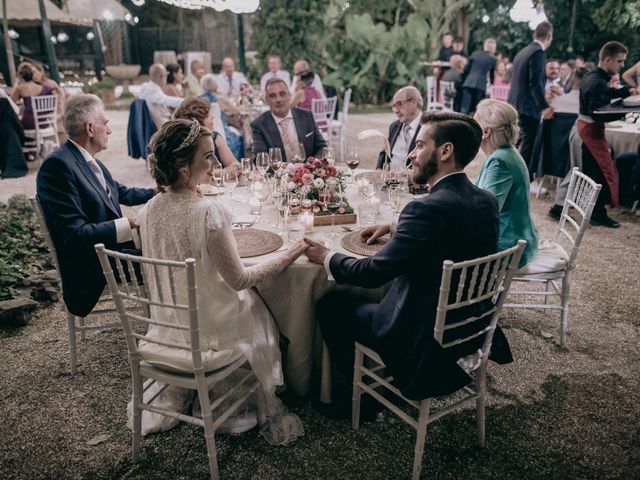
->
<box><xmin>605</xmin><ymin>121</ymin><xmax>640</xmax><ymax>156</ymax></box>
<box><xmin>228</xmin><ymin>178</ymin><xmax>401</xmax><ymax>401</ymax></box>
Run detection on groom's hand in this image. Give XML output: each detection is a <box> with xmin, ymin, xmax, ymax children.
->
<box><xmin>303</xmin><ymin>237</ymin><xmax>329</xmax><ymax>264</ymax></box>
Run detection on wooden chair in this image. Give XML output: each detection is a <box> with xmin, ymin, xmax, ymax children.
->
<box><xmin>504</xmin><ymin>168</ymin><xmax>601</xmax><ymax>348</ymax></box>
<box><xmin>312</xmin><ymin>96</ymin><xmax>338</xmax><ymax>150</ymax></box>
<box><xmin>330</xmin><ymin>88</ymin><xmax>352</xmax><ymax>161</ymax></box>
<box><xmin>352</xmin><ymin>241</ymin><xmax>526</xmax><ymax>480</ymax></box>
<box><xmin>30</xmin><ymin>196</ymin><xmax>119</xmax><ymax>374</ymax></box>
<box><xmin>95</xmin><ymin>244</ymin><xmax>264</xmax><ymax>480</ymax></box>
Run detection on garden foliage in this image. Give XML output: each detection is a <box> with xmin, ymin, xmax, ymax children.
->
<box><xmin>0</xmin><ymin>196</ymin><xmax>55</xmax><ymax>301</ymax></box>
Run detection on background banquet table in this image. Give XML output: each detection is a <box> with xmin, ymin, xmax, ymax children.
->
<box><xmin>227</xmin><ymin>174</ymin><xmax>401</xmax><ymax>402</ymax></box>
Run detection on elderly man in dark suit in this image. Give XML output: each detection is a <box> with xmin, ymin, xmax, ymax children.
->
<box><xmin>251</xmin><ymin>77</ymin><xmax>325</xmax><ymax>162</ymax></box>
<box><xmin>304</xmin><ymin>111</ymin><xmax>512</xmax><ymax>419</ymax></box>
<box><xmin>460</xmin><ymin>38</ymin><xmax>497</xmax><ymax>114</ymax></box>
<box><xmin>375</xmin><ymin>86</ymin><xmax>423</xmax><ymax>170</ymax></box>
<box><xmin>507</xmin><ymin>21</ymin><xmax>554</xmax><ymax>178</ymax></box>
<box><xmin>36</xmin><ymin>94</ymin><xmax>155</xmax><ymax>317</ymax></box>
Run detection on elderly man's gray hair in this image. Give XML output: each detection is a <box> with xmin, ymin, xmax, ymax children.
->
<box><xmin>62</xmin><ymin>94</ymin><xmax>104</xmax><ymax>138</ymax></box>
<box><xmin>200</xmin><ymin>73</ymin><xmax>218</xmax><ymax>93</ymax></box>
<box><xmin>397</xmin><ymin>86</ymin><xmax>424</xmax><ymax>109</ymax></box>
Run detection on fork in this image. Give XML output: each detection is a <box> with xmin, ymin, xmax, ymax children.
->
<box><xmin>341</xmin><ymin>225</ymin><xmax>355</xmax><ymax>232</ymax></box>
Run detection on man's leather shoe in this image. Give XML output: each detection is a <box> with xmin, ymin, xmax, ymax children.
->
<box><xmin>590</xmin><ymin>216</ymin><xmax>620</xmax><ymax>228</ymax></box>
<box><xmin>548</xmin><ymin>204</ymin><xmax>563</xmax><ymax>220</ymax></box>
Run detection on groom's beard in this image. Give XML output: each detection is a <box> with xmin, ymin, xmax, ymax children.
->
<box><xmin>411</xmin><ymin>151</ymin><xmax>439</xmax><ymax>185</ymax></box>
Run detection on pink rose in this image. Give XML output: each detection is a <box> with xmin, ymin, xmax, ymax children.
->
<box><xmin>301</xmin><ymin>173</ymin><xmax>314</xmax><ymax>185</ymax></box>
<box><xmin>338</xmin><ymin>207</ymin><xmax>346</xmax><ymax>214</ymax></box>
<box><xmin>325</xmin><ymin>165</ymin><xmax>337</xmax><ymax>177</ymax></box>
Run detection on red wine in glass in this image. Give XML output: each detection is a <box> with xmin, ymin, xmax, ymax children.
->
<box><xmin>347</xmin><ymin>159</ymin><xmax>360</xmax><ymax>170</ymax></box>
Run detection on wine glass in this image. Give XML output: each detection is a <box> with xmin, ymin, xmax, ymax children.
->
<box><xmin>389</xmin><ymin>184</ymin><xmax>401</xmax><ymax>214</ymax></box>
<box><xmin>241</xmin><ymin>157</ymin><xmax>252</xmax><ymax>179</ymax></box>
<box><xmin>212</xmin><ymin>167</ymin><xmax>224</xmax><ymax>191</ymax></box>
<box><xmin>272</xmin><ymin>183</ymin><xmax>289</xmax><ymax>232</ymax></box>
<box><xmin>322</xmin><ymin>146</ymin><xmax>335</xmax><ymax>164</ymax></box>
<box><xmin>346</xmin><ymin>148</ymin><xmax>360</xmax><ymax>184</ymax></box>
<box><xmin>269</xmin><ymin>147</ymin><xmax>283</xmax><ymax>172</ymax></box>
<box><xmin>323</xmin><ymin>181</ymin><xmax>341</xmax><ymax>239</ymax></box>
<box><xmin>256</xmin><ymin>152</ymin><xmax>269</xmax><ymax>176</ymax></box>
<box><xmin>298</xmin><ymin>143</ymin><xmax>306</xmax><ymax>162</ymax></box>
<box><xmin>250</xmin><ymin>175</ymin><xmax>271</xmax><ymax>224</ymax></box>
<box><xmin>223</xmin><ymin>169</ymin><xmax>238</xmax><ymax>210</ymax></box>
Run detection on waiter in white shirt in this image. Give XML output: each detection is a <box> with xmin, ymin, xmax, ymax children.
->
<box><xmin>260</xmin><ymin>55</ymin><xmax>291</xmax><ymax>92</ymax></box>
<box><xmin>376</xmin><ymin>86</ymin><xmax>423</xmax><ymax>169</ymax></box>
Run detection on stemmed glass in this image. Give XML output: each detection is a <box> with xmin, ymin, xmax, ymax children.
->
<box><xmin>323</xmin><ymin>181</ymin><xmax>341</xmax><ymax>239</ymax></box>
<box><xmin>269</xmin><ymin>148</ymin><xmax>283</xmax><ymax>173</ymax></box>
<box><xmin>256</xmin><ymin>152</ymin><xmax>269</xmax><ymax>176</ymax></box>
<box><xmin>273</xmin><ymin>184</ymin><xmax>289</xmax><ymax>233</ymax></box>
<box><xmin>250</xmin><ymin>174</ymin><xmax>271</xmax><ymax>224</ymax></box>
<box><xmin>383</xmin><ymin>164</ymin><xmax>399</xmax><ymax>205</ymax></box>
<box><xmin>322</xmin><ymin>146</ymin><xmax>335</xmax><ymax>164</ymax></box>
<box><xmin>241</xmin><ymin>157</ymin><xmax>252</xmax><ymax>183</ymax></box>
<box><xmin>212</xmin><ymin>166</ymin><xmax>224</xmax><ymax>192</ymax></box>
<box><xmin>346</xmin><ymin>148</ymin><xmax>360</xmax><ymax>184</ymax></box>
<box><xmin>223</xmin><ymin>169</ymin><xmax>238</xmax><ymax>210</ymax></box>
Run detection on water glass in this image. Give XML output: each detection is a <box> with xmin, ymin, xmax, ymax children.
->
<box><xmin>358</xmin><ymin>202</ymin><xmax>377</xmax><ymax>228</ymax></box>
<box><xmin>286</xmin><ymin>215</ymin><xmax>305</xmax><ymax>243</ymax></box>
<box><xmin>256</xmin><ymin>152</ymin><xmax>269</xmax><ymax>175</ymax></box>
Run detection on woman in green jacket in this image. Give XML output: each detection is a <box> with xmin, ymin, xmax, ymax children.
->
<box><xmin>474</xmin><ymin>99</ymin><xmax>539</xmax><ymax>267</ymax></box>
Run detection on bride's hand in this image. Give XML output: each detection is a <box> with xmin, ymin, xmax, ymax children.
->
<box><xmin>285</xmin><ymin>241</ymin><xmax>309</xmax><ymax>263</ymax></box>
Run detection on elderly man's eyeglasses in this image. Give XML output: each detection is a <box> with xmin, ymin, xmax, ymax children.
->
<box><xmin>391</xmin><ymin>98</ymin><xmax>414</xmax><ymax>109</ymax></box>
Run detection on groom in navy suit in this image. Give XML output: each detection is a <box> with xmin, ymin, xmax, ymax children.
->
<box><xmin>305</xmin><ymin>111</ymin><xmax>512</xmax><ymax>416</ymax></box>
<box><xmin>37</xmin><ymin>94</ymin><xmax>155</xmax><ymax>318</ymax></box>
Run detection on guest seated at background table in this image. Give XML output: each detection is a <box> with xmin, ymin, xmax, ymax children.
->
<box><xmin>136</xmin><ymin>119</ymin><xmax>307</xmax><ymax>440</ymax></box>
<box><xmin>376</xmin><ymin>86</ymin><xmax>423</xmax><ymax>169</ymax></box>
<box><xmin>290</xmin><ymin>69</ymin><xmax>323</xmax><ymax>111</ymax></box>
<box><xmin>185</xmin><ymin>60</ymin><xmax>205</xmax><ymax>97</ymax></box>
<box><xmin>11</xmin><ymin>62</ymin><xmax>57</xmax><ymax>130</ymax></box>
<box><xmin>215</xmin><ymin>57</ymin><xmax>250</xmax><ymax>96</ymax></box>
<box><xmin>251</xmin><ymin>78</ymin><xmax>326</xmax><ymax>162</ymax></box>
<box><xmin>304</xmin><ymin>111</ymin><xmax>512</xmax><ymax>420</ymax></box>
<box><xmin>200</xmin><ymin>73</ymin><xmax>244</xmax><ymax>159</ymax></box>
<box><xmin>622</xmin><ymin>60</ymin><xmax>640</xmax><ymax>88</ymax></box>
<box><xmin>173</xmin><ymin>96</ymin><xmax>240</xmax><ymax>169</ymax></box>
<box><xmin>474</xmin><ymin>99</ymin><xmax>539</xmax><ymax>267</ymax></box>
<box><xmin>36</xmin><ymin>94</ymin><xmax>155</xmax><ymax>317</ymax></box>
<box><xmin>163</xmin><ymin>63</ymin><xmax>188</xmax><ymax>98</ymax></box>
<box><xmin>260</xmin><ymin>55</ymin><xmax>291</xmax><ymax>92</ymax></box>
<box><xmin>138</xmin><ymin>63</ymin><xmax>183</xmax><ymax>128</ymax></box>
<box><xmin>290</xmin><ymin>59</ymin><xmax>326</xmax><ymax>99</ymax></box>
<box><xmin>452</xmin><ymin>36</ymin><xmax>468</xmax><ymax>58</ymax></box>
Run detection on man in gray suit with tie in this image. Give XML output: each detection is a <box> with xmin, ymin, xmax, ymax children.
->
<box><xmin>251</xmin><ymin>78</ymin><xmax>326</xmax><ymax>162</ymax></box>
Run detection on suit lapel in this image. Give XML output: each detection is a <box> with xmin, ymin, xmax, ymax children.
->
<box><xmin>389</xmin><ymin>121</ymin><xmax>402</xmax><ymax>148</ymax></box>
<box><xmin>67</xmin><ymin>141</ymin><xmax>119</xmax><ymax>216</ymax></box>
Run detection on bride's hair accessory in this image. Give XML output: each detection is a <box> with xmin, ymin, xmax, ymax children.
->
<box><xmin>173</xmin><ymin>120</ymin><xmax>201</xmax><ymax>152</ymax></box>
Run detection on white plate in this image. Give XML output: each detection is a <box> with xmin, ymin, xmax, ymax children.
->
<box><xmin>623</xmin><ymin>95</ymin><xmax>640</xmax><ymax>107</ymax></box>
<box><xmin>200</xmin><ymin>185</ymin><xmax>225</xmax><ymax>196</ymax></box>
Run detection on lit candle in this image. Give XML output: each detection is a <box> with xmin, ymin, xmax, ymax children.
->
<box><xmin>300</xmin><ymin>211</ymin><xmax>314</xmax><ymax>232</ymax></box>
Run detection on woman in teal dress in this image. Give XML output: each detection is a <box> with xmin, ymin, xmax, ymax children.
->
<box><xmin>474</xmin><ymin>99</ymin><xmax>539</xmax><ymax>267</ymax></box>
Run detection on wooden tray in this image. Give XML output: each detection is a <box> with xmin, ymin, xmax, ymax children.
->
<box><xmin>313</xmin><ymin>213</ymin><xmax>357</xmax><ymax>226</ymax></box>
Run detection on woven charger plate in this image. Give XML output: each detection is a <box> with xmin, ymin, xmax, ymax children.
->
<box><xmin>341</xmin><ymin>229</ymin><xmax>390</xmax><ymax>256</ymax></box>
<box><xmin>233</xmin><ymin>228</ymin><xmax>283</xmax><ymax>258</ymax></box>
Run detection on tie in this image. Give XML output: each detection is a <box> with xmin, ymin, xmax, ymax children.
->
<box><xmin>88</xmin><ymin>159</ymin><xmax>110</xmax><ymax>196</ymax></box>
<box><xmin>403</xmin><ymin>124</ymin><xmax>413</xmax><ymax>165</ymax></box>
<box><xmin>279</xmin><ymin>118</ymin><xmax>299</xmax><ymax>162</ymax></box>
<box><xmin>228</xmin><ymin>75</ymin><xmax>233</xmax><ymax>92</ymax></box>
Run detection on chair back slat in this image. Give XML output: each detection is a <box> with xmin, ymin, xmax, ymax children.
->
<box><xmin>32</xmin><ymin>95</ymin><xmax>58</xmax><ymax>134</ymax></box>
<box><xmin>95</xmin><ymin>244</ymin><xmax>207</xmax><ymax>372</ymax></box>
<box><xmin>433</xmin><ymin>241</ymin><xmax>526</xmax><ymax>359</ymax></box>
<box><xmin>125</xmin><ymin>258</ymin><xmax>144</xmax><ymax>299</ymax></box>
<box><xmin>114</xmin><ymin>257</ymin><xmax>131</xmax><ymax>295</ymax></box>
<box><xmin>311</xmin><ymin>96</ymin><xmax>338</xmax><ymax>133</ymax></box>
<box><xmin>555</xmin><ymin>168</ymin><xmax>601</xmax><ymax>268</ymax></box>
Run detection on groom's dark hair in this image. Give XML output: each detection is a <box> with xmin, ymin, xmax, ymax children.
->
<box><xmin>420</xmin><ymin>111</ymin><xmax>483</xmax><ymax>168</ymax></box>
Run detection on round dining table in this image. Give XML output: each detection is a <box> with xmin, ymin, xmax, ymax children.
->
<box><xmin>223</xmin><ymin>173</ymin><xmax>406</xmax><ymax>403</ymax></box>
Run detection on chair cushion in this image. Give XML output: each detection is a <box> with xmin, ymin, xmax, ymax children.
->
<box><xmin>517</xmin><ymin>239</ymin><xmax>569</xmax><ymax>275</ymax></box>
<box><xmin>138</xmin><ymin>340</ymin><xmax>244</xmax><ymax>374</ymax></box>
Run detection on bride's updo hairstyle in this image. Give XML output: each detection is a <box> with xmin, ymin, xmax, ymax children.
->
<box><xmin>147</xmin><ymin>119</ymin><xmax>212</xmax><ymax>192</ymax></box>
<box><xmin>474</xmin><ymin>99</ymin><xmax>520</xmax><ymax>149</ymax></box>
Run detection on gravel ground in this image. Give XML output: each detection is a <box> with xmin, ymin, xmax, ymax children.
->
<box><xmin>1</xmin><ymin>111</ymin><xmax>639</xmax><ymax>479</ymax></box>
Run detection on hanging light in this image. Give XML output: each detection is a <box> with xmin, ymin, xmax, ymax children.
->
<box><xmin>103</xmin><ymin>10</ymin><xmax>114</xmax><ymax>21</ymax></box>
<box><xmin>482</xmin><ymin>15</ymin><xmax>490</xmax><ymax>23</ymax></box>
<box><xmin>132</xmin><ymin>0</ymin><xmax>146</xmax><ymax>5</ymax></box>
<box><xmin>134</xmin><ymin>16</ymin><xmax>140</xmax><ymax>24</ymax></box>
<box><xmin>8</xmin><ymin>29</ymin><xmax>20</xmax><ymax>40</ymax></box>
<box><xmin>50</xmin><ymin>35</ymin><xmax>58</xmax><ymax>44</ymax></box>
<box><xmin>527</xmin><ymin>2</ymin><xmax>548</xmax><ymax>30</ymax></box>
<box><xmin>509</xmin><ymin>0</ymin><xmax>536</xmax><ymax>23</ymax></box>
<box><xmin>125</xmin><ymin>13</ymin><xmax>132</xmax><ymax>21</ymax></box>
<box><xmin>57</xmin><ymin>32</ymin><xmax>70</xmax><ymax>43</ymax></box>
<box><xmin>86</xmin><ymin>31</ymin><xmax>95</xmax><ymax>41</ymax></box>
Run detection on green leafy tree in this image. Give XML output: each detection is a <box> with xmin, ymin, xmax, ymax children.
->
<box><xmin>251</xmin><ymin>0</ymin><xmax>327</xmax><ymax>72</ymax></box>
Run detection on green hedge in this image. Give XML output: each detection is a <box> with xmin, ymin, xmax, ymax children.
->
<box><xmin>0</xmin><ymin>195</ymin><xmax>54</xmax><ymax>301</ymax></box>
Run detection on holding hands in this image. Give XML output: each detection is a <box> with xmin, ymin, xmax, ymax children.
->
<box><xmin>303</xmin><ymin>237</ymin><xmax>330</xmax><ymax>264</ymax></box>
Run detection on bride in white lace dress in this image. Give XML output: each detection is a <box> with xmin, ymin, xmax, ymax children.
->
<box><xmin>133</xmin><ymin>119</ymin><xmax>307</xmax><ymax>444</ymax></box>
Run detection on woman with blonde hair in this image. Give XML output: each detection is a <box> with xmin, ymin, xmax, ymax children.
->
<box><xmin>135</xmin><ymin>119</ymin><xmax>307</xmax><ymax>441</ymax></box>
<box><xmin>474</xmin><ymin>99</ymin><xmax>538</xmax><ymax>267</ymax></box>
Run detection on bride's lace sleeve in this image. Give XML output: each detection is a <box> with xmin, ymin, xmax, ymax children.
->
<box><xmin>205</xmin><ymin>203</ymin><xmax>291</xmax><ymax>291</ymax></box>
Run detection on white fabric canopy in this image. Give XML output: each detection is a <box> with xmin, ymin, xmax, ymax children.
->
<box><xmin>5</xmin><ymin>0</ymin><xmax>131</xmax><ymax>26</ymax></box>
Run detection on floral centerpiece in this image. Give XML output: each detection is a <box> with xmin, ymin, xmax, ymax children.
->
<box><xmin>275</xmin><ymin>157</ymin><xmax>354</xmax><ymax>215</ymax></box>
